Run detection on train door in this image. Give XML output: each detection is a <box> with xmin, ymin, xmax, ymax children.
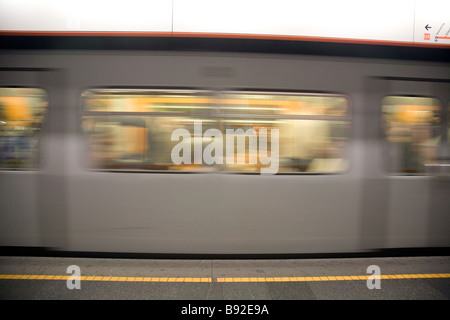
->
<box><xmin>0</xmin><ymin>68</ymin><xmax>68</xmax><ymax>250</ymax></box>
<box><xmin>362</xmin><ymin>76</ymin><xmax>450</xmax><ymax>250</ymax></box>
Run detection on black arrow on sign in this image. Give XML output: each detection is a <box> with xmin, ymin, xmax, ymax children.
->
<box><xmin>425</xmin><ymin>24</ymin><xmax>431</xmax><ymax>31</ymax></box>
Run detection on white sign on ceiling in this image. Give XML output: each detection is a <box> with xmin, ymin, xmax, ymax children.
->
<box><xmin>0</xmin><ymin>0</ymin><xmax>448</xmax><ymax>46</ymax></box>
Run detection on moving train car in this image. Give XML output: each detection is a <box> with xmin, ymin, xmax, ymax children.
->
<box><xmin>1</xmin><ymin>18</ymin><xmax>449</xmax><ymax>257</ymax></box>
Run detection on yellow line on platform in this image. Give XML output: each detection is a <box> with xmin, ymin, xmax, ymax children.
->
<box><xmin>215</xmin><ymin>273</ymin><xmax>450</xmax><ymax>282</ymax></box>
<box><xmin>0</xmin><ymin>273</ymin><xmax>449</xmax><ymax>282</ymax></box>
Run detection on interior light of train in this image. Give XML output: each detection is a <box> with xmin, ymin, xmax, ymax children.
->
<box><xmin>149</xmin><ymin>106</ymin><xmax>211</xmax><ymax>109</ymax></box>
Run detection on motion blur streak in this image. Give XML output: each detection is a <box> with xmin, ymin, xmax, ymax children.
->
<box><xmin>0</xmin><ymin>41</ymin><xmax>449</xmax><ymax>256</ymax></box>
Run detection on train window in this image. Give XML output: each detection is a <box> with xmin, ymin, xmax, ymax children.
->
<box><xmin>0</xmin><ymin>88</ymin><xmax>47</xmax><ymax>169</ymax></box>
<box><xmin>219</xmin><ymin>92</ymin><xmax>350</xmax><ymax>173</ymax></box>
<box><xmin>448</xmin><ymin>102</ymin><xmax>450</xmax><ymax>146</ymax></box>
<box><xmin>82</xmin><ymin>89</ymin><xmax>218</xmax><ymax>171</ymax></box>
<box><xmin>82</xmin><ymin>89</ymin><xmax>350</xmax><ymax>173</ymax></box>
<box><xmin>382</xmin><ymin>96</ymin><xmax>441</xmax><ymax>174</ymax></box>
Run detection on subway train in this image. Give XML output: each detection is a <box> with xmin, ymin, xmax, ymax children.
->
<box><xmin>0</xmin><ymin>35</ymin><xmax>449</xmax><ymax>257</ymax></box>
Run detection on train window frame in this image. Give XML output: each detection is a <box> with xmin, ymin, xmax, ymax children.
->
<box><xmin>218</xmin><ymin>90</ymin><xmax>352</xmax><ymax>175</ymax></box>
<box><xmin>80</xmin><ymin>88</ymin><xmax>218</xmax><ymax>173</ymax></box>
<box><xmin>0</xmin><ymin>86</ymin><xmax>48</xmax><ymax>171</ymax></box>
<box><xmin>80</xmin><ymin>88</ymin><xmax>352</xmax><ymax>175</ymax></box>
<box><xmin>380</xmin><ymin>95</ymin><xmax>443</xmax><ymax>176</ymax></box>
<box><xmin>448</xmin><ymin>101</ymin><xmax>450</xmax><ymax>145</ymax></box>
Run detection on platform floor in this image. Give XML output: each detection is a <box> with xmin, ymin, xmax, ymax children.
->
<box><xmin>1</xmin><ymin>255</ymin><xmax>449</xmax><ymax>301</ymax></box>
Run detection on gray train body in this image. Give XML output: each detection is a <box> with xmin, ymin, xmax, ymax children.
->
<box><xmin>1</xmin><ymin>48</ymin><xmax>449</xmax><ymax>255</ymax></box>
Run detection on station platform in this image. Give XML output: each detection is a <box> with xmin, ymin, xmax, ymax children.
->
<box><xmin>1</xmin><ymin>255</ymin><xmax>448</xmax><ymax>316</ymax></box>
